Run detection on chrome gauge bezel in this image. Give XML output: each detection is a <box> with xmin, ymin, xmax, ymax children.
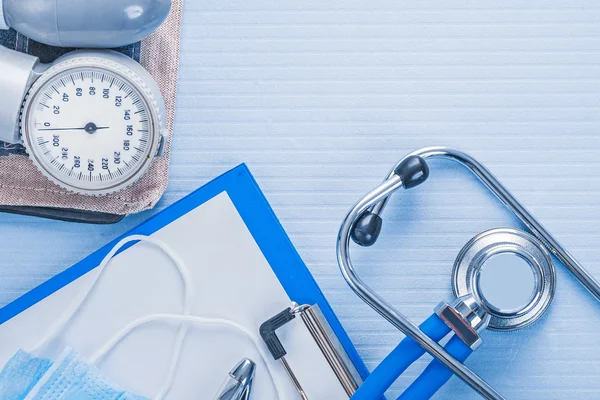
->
<box><xmin>20</xmin><ymin>56</ymin><xmax>162</xmax><ymax>196</ymax></box>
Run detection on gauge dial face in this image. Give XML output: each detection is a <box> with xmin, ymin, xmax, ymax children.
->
<box><xmin>23</xmin><ymin>66</ymin><xmax>158</xmax><ymax>194</ymax></box>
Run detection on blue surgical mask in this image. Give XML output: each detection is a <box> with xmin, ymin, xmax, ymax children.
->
<box><xmin>24</xmin><ymin>348</ymin><xmax>148</xmax><ymax>400</ymax></box>
<box><xmin>0</xmin><ymin>350</ymin><xmax>52</xmax><ymax>399</ymax></box>
<box><xmin>0</xmin><ymin>348</ymin><xmax>147</xmax><ymax>400</ymax></box>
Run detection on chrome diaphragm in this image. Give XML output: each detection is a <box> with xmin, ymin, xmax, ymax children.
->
<box><xmin>452</xmin><ymin>228</ymin><xmax>556</xmax><ymax>331</ymax></box>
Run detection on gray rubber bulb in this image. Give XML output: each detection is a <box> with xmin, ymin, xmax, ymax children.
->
<box><xmin>0</xmin><ymin>0</ymin><xmax>171</xmax><ymax>48</ymax></box>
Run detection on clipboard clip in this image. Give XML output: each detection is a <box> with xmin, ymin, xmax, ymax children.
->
<box><xmin>260</xmin><ymin>303</ymin><xmax>362</xmax><ymax>399</ymax></box>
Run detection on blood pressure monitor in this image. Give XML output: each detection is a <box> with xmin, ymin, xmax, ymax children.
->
<box><xmin>0</xmin><ymin>47</ymin><xmax>167</xmax><ymax>196</ymax></box>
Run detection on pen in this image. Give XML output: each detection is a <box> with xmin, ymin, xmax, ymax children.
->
<box><xmin>214</xmin><ymin>358</ymin><xmax>256</xmax><ymax>400</ymax></box>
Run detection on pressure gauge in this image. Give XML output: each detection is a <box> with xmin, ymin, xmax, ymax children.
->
<box><xmin>0</xmin><ymin>47</ymin><xmax>167</xmax><ymax>196</ymax></box>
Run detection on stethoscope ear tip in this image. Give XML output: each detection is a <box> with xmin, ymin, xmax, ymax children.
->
<box><xmin>395</xmin><ymin>155</ymin><xmax>430</xmax><ymax>189</ymax></box>
<box><xmin>351</xmin><ymin>211</ymin><xmax>382</xmax><ymax>247</ymax></box>
<box><xmin>350</xmin><ymin>155</ymin><xmax>429</xmax><ymax>247</ymax></box>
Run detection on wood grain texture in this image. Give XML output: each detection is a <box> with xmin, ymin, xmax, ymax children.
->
<box><xmin>1</xmin><ymin>1</ymin><xmax>600</xmax><ymax>398</ymax></box>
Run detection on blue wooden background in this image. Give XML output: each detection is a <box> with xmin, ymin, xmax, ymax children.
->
<box><xmin>1</xmin><ymin>1</ymin><xmax>600</xmax><ymax>398</ymax></box>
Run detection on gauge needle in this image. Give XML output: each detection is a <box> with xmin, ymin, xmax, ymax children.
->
<box><xmin>39</xmin><ymin>127</ymin><xmax>109</xmax><ymax>131</ymax></box>
<box><xmin>39</xmin><ymin>122</ymin><xmax>109</xmax><ymax>134</ymax></box>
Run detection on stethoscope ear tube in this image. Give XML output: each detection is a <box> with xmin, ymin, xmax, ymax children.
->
<box><xmin>339</xmin><ymin>146</ymin><xmax>600</xmax><ymax>399</ymax></box>
<box><xmin>351</xmin><ymin>155</ymin><xmax>429</xmax><ymax>247</ymax></box>
<box><xmin>375</xmin><ymin>147</ymin><xmax>600</xmax><ymax>302</ymax></box>
<box><xmin>337</xmin><ymin>154</ymin><xmax>503</xmax><ymax>400</ymax></box>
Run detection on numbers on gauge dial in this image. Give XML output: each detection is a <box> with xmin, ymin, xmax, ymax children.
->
<box><xmin>28</xmin><ymin>70</ymin><xmax>151</xmax><ymax>184</ymax></box>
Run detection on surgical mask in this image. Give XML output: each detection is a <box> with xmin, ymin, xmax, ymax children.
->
<box><xmin>0</xmin><ymin>350</ymin><xmax>52</xmax><ymax>399</ymax></box>
<box><xmin>24</xmin><ymin>348</ymin><xmax>147</xmax><ymax>400</ymax></box>
<box><xmin>0</xmin><ymin>235</ymin><xmax>284</xmax><ymax>400</ymax></box>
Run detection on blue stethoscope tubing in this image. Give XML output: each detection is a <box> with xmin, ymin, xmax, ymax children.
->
<box><xmin>350</xmin><ymin>313</ymin><xmax>472</xmax><ymax>400</ymax></box>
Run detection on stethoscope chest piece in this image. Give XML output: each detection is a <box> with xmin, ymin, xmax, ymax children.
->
<box><xmin>452</xmin><ymin>228</ymin><xmax>556</xmax><ymax>331</ymax></box>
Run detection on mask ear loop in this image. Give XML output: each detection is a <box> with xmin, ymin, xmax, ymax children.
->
<box><xmin>89</xmin><ymin>313</ymin><xmax>285</xmax><ymax>400</ymax></box>
<box><xmin>28</xmin><ymin>234</ymin><xmax>194</xmax><ymax>400</ymax></box>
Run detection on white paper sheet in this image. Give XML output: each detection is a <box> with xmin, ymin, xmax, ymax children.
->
<box><xmin>0</xmin><ymin>192</ymin><xmax>347</xmax><ymax>400</ymax></box>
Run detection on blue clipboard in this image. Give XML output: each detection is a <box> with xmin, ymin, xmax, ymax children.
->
<box><xmin>0</xmin><ymin>164</ymin><xmax>369</xmax><ymax>389</ymax></box>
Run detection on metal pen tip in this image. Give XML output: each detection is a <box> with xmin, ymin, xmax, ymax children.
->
<box><xmin>230</xmin><ymin>358</ymin><xmax>256</xmax><ymax>386</ymax></box>
<box><xmin>215</xmin><ymin>358</ymin><xmax>256</xmax><ymax>400</ymax></box>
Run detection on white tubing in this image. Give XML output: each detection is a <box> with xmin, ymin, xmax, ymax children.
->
<box><xmin>89</xmin><ymin>313</ymin><xmax>284</xmax><ymax>400</ymax></box>
<box><xmin>30</xmin><ymin>235</ymin><xmax>194</xmax><ymax>399</ymax></box>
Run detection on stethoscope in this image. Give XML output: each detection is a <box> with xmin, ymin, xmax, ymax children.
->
<box><xmin>337</xmin><ymin>147</ymin><xmax>600</xmax><ymax>399</ymax></box>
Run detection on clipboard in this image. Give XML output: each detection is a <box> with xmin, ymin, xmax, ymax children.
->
<box><xmin>0</xmin><ymin>164</ymin><xmax>369</xmax><ymax>399</ymax></box>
